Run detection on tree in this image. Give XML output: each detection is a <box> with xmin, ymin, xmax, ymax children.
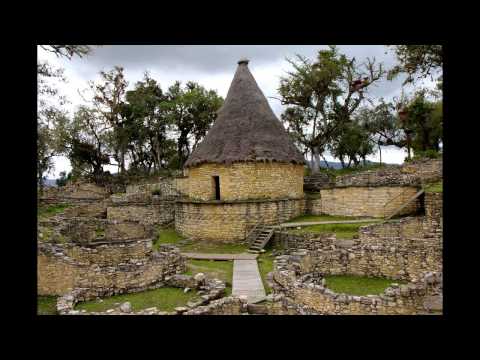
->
<box><xmin>124</xmin><ymin>73</ymin><xmax>171</xmax><ymax>172</ymax></box>
<box><xmin>87</xmin><ymin>66</ymin><xmax>129</xmax><ymax>173</ymax></box>
<box><xmin>387</xmin><ymin>45</ymin><xmax>443</xmax><ymax>85</ymax></box>
<box><xmin>165</xmin><ymin>81</ymin><xmax>223</xmax><ymax>168</ymax></box>
<box><xmin>279</xmin><ymin>46</ymin><xmax>384</xmax><ymax>173</ymax></box>
<box><xmin>37</xmin><ymin>45</ymin><xmax>94</xmax><ymax>194</ymax></box>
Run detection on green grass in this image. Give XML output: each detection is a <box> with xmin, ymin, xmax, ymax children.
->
<box><xmin>154</xmin><ymin>228</ymin><xmax>249</xmax><ymax>254</ymax></box>
<box><xmin>286</xmin><ymin>214</ymin><xmax>364</xmax><ymax>223</ymax></box>
<box><xmin>75</xmin><ymin>287</ymin><xmax>199</xmax><ymax>313</ymax></box>
<box><xmin>288</xmin><ymin>221</ymin><xmax>380</xmax><ymax>239</ymax></box>
<box><xmin>38</xmin><ymin>296</ymin><xmax>57</xmax><ymax>315</ymax></box>
<box><xmin>184</xmin><ymin>259</ymin><xmax>234</xmax><ymax>295</ymax></box>
<box><xmin>154</xmin><ymin>228</ymin><xmax>185</xmax><ymax>249</ymax></box>
<box><xmin>38</xmin><ymin>203</ymin><xmax>71</xmax><ymax>219</ymax></box>
<box><xmin>324</xmin><ymin>275</ymin><xmax>406</xmax><ymax>296</ymax></box>
<box><xmin>425</xmin><ymin>180</ymin><xmax>443</xmax><ymax>193</ymax></box>
<box><xmin>257</xmin><ymin>252</ymin><xmax>275</xmax><ymax>294</ymax></box>
<box><xmin>180</xmin><ymin>242</ymin><xmax>248</xmax><ymax>254</ymax></box>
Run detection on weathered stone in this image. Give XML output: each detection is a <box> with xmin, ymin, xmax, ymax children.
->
<box><xmin>119</xmin><ymin>302</ymin><xmax>132</xmax><ymax>313</ymax></box>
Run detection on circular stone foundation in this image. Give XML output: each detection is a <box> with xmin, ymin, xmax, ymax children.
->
<box><xmin>175</xmin><ymin>198</ymin><xmax>305</xmax><ymax>242</ymax></box>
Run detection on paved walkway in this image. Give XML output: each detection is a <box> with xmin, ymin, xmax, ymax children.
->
<box><xmin>232</xmin><ymin>260</ymin><xmax>266</xmax><ymax>303</ymax></box>
<box><xmin>180</xmin><ymin>252</ymin><xmax>258</xmax><ymax>260</ymax></box>
<box><xmin>279</xmin><ymin>219</ymin><xmax>380</xmax><ymax>228</ymax></box>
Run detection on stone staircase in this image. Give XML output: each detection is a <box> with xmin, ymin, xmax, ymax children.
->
<box><xmin>247</xmin><ymin>224</ymin><xmax>276</xmax><ymax>253</ymax></box>
<box><xmin>384</xmin><ymin>188</ymin><xmax>425</xmax><ymax>220</ymax></box>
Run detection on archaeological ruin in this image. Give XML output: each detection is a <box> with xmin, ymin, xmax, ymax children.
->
<box><xmin>37</xmin><ymin>59</ymin><xmax>443</xmax><ymax>316</ymax></box>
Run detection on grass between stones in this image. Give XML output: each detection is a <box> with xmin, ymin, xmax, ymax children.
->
<box><xmin>257</xmin><ymin>252</ymin><xmax>274</xmax><ymax>294</ymax></box>
<box><xmin>288</xmin><ymin>221</ymin><xmax>380</xmax><ymax>239</ymax></box>
<box><xmin>425</xmin><ymin>180</ymin><xmax>443</xmax><ymax>193</ymax></box>
<box><xmin>286</xmin><ymin>214</ymin><xmax>364</xmax><ymax>223</ymax></box>
<box><xmin>324</xmin><ymin>275</ymin><xmax>406</xmax><ymax>296</ymax></box>
<box><xmin>75</xmin><ymin>287</ymin><xmax>199</xmax><ymax>313</ymax></box>
<box><xmin>184</xmin><ymin>259</ymin><xmax>233</xmax><ymax>295</ymax></box>
<box><xmin>38</xmin><ymin>203</ymin><xmax>71</xmax><ymax>219</ymax></box>
<box><xmin>38</xmin><ymin>296</ymin><xmax>58</xmax><ymax>315</ymax></box>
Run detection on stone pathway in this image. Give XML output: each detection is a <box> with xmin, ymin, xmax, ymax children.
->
<box><xmin>279</xmin><ymin>219</ymin><xmax>380</xmax><ymax>228</ymax></box>
<box><xmin>181</xmin><ymin>252</ymin><xmax>258</xmax><ymax>260</ymax></box>
<box><xmin>232</xmin><ymin>260</ymin><xmax>266</xmax><ymax>303</ymax></box>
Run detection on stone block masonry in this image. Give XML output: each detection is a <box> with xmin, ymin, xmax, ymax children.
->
<box><xmin>37</xmin><ymin>241</ymin><xmax>186</xmax><ymax>296</ymax></box>
<box><xmin>319</xmin><ymin>186</ymin><xmax>420</xmax><ymax>218</ymax></box>
<box><xmin>175</xmin><ymin>198</ymin><xmax>305</xmax><ymax>242</ymax></box>
<box><xmin>182</xmin><ymin>162</ymin><xmax>304</xmax><ymax>201</ymax></box>
<box><xmin>107</xmin><ymin>202</ymin><xmax>175</xmax><ymax>226</ymax></box>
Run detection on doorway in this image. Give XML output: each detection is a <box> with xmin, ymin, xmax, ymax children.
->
<box><xmin>213</xmin><ymin>176</ymin><xmax>220</xmax><ymax>200</ymax></box>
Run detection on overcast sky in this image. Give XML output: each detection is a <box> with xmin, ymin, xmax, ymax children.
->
<box><xmin>38</xmin><ymin>45</ymin><xmax>436</xmax><ymax>178</ymax></box>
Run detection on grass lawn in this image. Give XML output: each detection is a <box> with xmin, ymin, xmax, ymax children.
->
<box><xmin>288</xmin><ymin>221</ymin><xmax>380</xmax><ymax>239</ymax></box>
<box><xmin>285</xmin><ymin>214</ymin><xmax>365</xmax><ymax>223</ymax></box>
<box><xmin>75</xmin><ymin>287</ymin><xmax>199</xmax><ymax>313</ymax></box>
<box><xmin>38</xmin><ymin>296</ymin><xmax>57</xmax><ymax>315</ymax></box>
<box><xmin>425</xmin><ymin>180</ymin><xmax>443</xmax><ymax>193</ymax></box>
<box><xmin>38</xmin><ymin>203</ymin><xmax>71</xmax><ymax>219</ymax></box>
<box><xmin>324</xmin><ymin>275</ymin><xmax>406</xmax><ymax>296</ymax></box>
<box><xmin>184</xmin><ymin>259</ymin><xmax>234</xmax><ymax>295</ymax></box>
<box><xmin>325</xmin><ymin>163</ymin><xmax>386</xmax><ymax>177</ymax></box>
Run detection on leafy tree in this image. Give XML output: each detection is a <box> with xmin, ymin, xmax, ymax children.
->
<box><xmin>165</xmin><ymin>81</ymin><xmax>223</xmax><ymax>168</ymax></box>
<box><xmin>37</xmin><ymin>45</ymin><xmax>94</xmax><ymax>194</ymax></box>
<box><xmin>279</xmin><ymin>46</ymin><xmax>384</xmax><ymax>172</ymax></box>
<box><xmin>387</xmin><ymin>45</ymin><xmax>442</xmax><ymax>85</ymax></box>
<box><xmin>87</xmin><ymin>66</ymin><xmax>129</xmax><ymax>173</ymax></box>
<box><xmin>124</xmin><ymin>73</ymin><xmax>171</xmax><ymax>172</ymax></box>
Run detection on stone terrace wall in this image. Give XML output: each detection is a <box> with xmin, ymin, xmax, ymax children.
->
<box><xmin>304</xmin><ymin>173</ymin><xmax>334</xmax><ymax>192</ymax></box>
<box><xmin>38</xmin><ymin>242</ymin><xmax>185</xmax><ymax>296</ymax></box>
<box><xmin>107</xmin><ymin>202</ymin><xmax>175</xmax><ymax>227</ymax></box>
<box><xmin>40</xmin><ymin>181</ymin><xmax>109</xmax><ymax>203</ymax></box>
<box><xmin>126</xmin><ymin>177</ymin><xmax>184</xmax><ymax>198</ymax></box>
<box><xmin>175</xmin><ymin>198</ymin><xmax>305</xmax><ymax>242</ymax></box>
<box><xmin>319</xmin><ymin>186</ymin><xmax>420</xmax><ymax>218</ymax></box>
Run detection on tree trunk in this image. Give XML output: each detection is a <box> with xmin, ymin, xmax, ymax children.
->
<box><xmin>378</xmin><ymin>144</ymin><xmax>382</xmax><ymax>164</ymax></box>
<box><xmin>310</xmin><ymin>146</ymin><xmax>321</xmax><ymax>173</ymax></box>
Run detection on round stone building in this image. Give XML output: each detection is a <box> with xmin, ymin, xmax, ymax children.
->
<box><xmin>175</xmin><ymin>59</ymin><xmax>305</xmax><ymax>242</ymax></box>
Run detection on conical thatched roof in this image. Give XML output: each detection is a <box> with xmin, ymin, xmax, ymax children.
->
<box><xmin>184</xmin><ymin>59</ymin><xmax>305</xmax><ymax>168</ymax></box>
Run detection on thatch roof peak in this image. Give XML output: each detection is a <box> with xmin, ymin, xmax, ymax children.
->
<box><xmin>184</xmin><ymin>60</ymin><xmax>305</xmax><ymax>168</ymax></box>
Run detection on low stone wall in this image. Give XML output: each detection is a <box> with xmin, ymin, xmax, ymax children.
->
<box><xmin>319</xmin><ymin>186</ymin><xmax>420</xmax><ymax>218</ymax></box>
<box><xmin>37</xmin><ymin>242</ymin><xmax>185</xmax><ymax>296</ymax></box>
<box><xmin>107</xmin><ymin>202</ymin><xmax>175</xmax><ymax>227</ymax></box>
<box><xmin>40</xmin><ymin>181</ymin><xmax>109</xmax><ymax>203</ymax></box>
<box><xmin>126</xmin><ymin>177</ymin><xmax>184</xmax><ymax>198</ymax></box>
<box><xmin>175</xmin><ymin>198</ymin><xmax>305</xmax><ymax>242</ymax></box>
<box><xmin>38</xmin><ymin>217</ymin><xmax>154</xmax><ymax>245</ymax></box>
<box><xmin>330</xmin><ymin>158</ymin><xmax>442</xmax><ymax>188</ymax></box>
<box><xmin>272</xmin><ymin>263</ymin><xmax>442</xmax><ymax>315</ymax></box>
<box><xmin>183</xmin><ymin>296</ymin><xmax>245</xmax><ymax>315</ymax></box>
<box><xmin>56</xmin><ymin>275</ymin><xmax>227</xmax><ymax>315</ymax></box>
<box><xmin>272</xmin><ymin>231</ymin><xmax>337</xmax><ymax>253</ymax></box>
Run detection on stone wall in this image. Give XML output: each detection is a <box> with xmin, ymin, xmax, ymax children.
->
<box><xmin>40</xmin><ymin>181</ymin><xmax>109</xmax><ymax>203</ymax></box>
<box><xmin>304</xmin><ymin>196</ymin><xmax>322</xmax><ymax>215</ymax></box>
<box><xmin>319</xmin><ymin>186</ymin><xmax>420</xmax><ymax>218</ymax></box>
<box><xmin>182</xmin><ymin>162</ymin><xmax>304</xmax><ymax>201</ymax></box>
<box><xmin>37</xmin><ymin>242</ymin><xmax>185</xmax><ymax>296</ymax></box>
<box><xmin>107</xmin><ymin>202</ymin><xmax>175</xmax><ymax>227</ymax></box>
<box><xmin>183</xmin><ymin>296</ymin><xmax>245</xmax><ymax>315</ymax></box>
<box><xmin>175</xmin><ymin>198</ymin><xmax>305</xmax><ymax>242</ymax></box>
<box><xmin>126</xmin><ymin>177</ymin><xmax>185</xmax><ymax>198</ymax></box>
<box><xmin>272</xmin><ymin>231</ymin><xmax>337</xmax><ymax>253</ymax></box>
<box><xmin>304</xmin><ymin>173</ymin><xmax>334</xmax><ymax>192</ymax></box>
<box><xmin>272</xmin><ymin>263</ymin><xmax>442</xmax><ymax>315</ymax></box>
